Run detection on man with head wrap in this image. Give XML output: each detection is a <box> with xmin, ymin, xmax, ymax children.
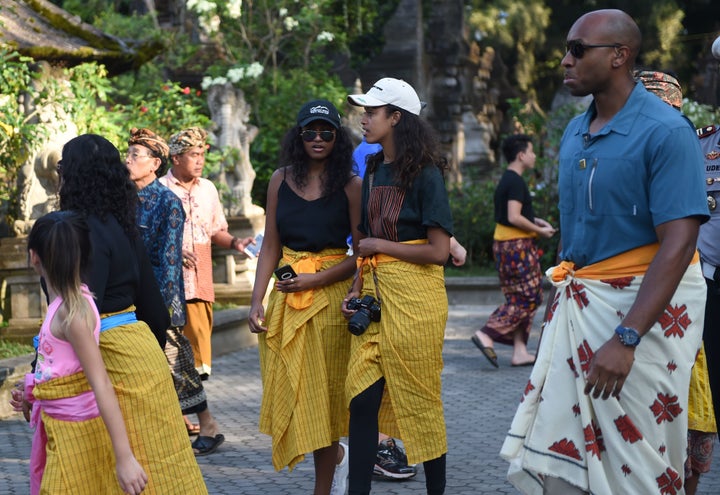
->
<box><xmin>127</xmin><ymin>127</ymin><xmax>227</xmax><ymax>455</ymax></box>
<box><xmin>159</xmin><ymin>128</ymin><xmax>253</xmax><ymax>385</ymax></box>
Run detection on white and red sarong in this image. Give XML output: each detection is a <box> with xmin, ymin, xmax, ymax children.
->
<box><xmin>501</xmin><ymin>244</ymin><xmax>706</xmax><ymax>495</ymax></box>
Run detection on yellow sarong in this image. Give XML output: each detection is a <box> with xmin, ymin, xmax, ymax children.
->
<box><xmin>347</xmin><ymin>247</ymin><xmax>448</xmax><ymax>466</ymax></box>
<box><xmin>258</xmin><ymin>247</ymin><xmax>352</xmax><ymax>471</ymax></box>
<box><xmin>34</xmin><ymin>372</ymin><xmax>120</xmax><ymax>494</ymax></box>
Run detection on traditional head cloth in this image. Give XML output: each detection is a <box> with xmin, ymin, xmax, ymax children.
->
<box><xmin>127</xmin><ymin>127</ymin><xmax>169</xmax><ymax>158</ymax></box>
<box><xmin>168</xmin><ymin>127</ymin><xmax>208</xmax><ymax>156</ymax></box>
<box><xmin>635</xmin><ymin>70</ymin><xmax>682</xmax><ymax>110</ymax></box>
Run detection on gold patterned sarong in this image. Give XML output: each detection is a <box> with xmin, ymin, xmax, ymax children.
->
<box><xmin>34</xmin><ymin>372</ymin><xmax>120</xmax><ymax>494</ymax></box>
<box><xmin>56</xmin><ymin>316</ymin><xmax>208</xmax><ymax>494</ymax></box>
<box><xmin>346</xmin><ymin>250</ymin><xmax>448</xmax><ymax>466</ymax></box>
<box><xmin>258</xmin><ymin>247</ymin><xmax>352</xmax><ymax>471</ymax></box>
<box><xmin>501</xmin><ymin>245</ymin><xmax>706</xmax><ymax>494</ymax></box>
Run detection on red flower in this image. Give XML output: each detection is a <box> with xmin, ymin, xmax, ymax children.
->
<box><xmin>666</xmin><ymin>361</ymin><xmax>677</xmax><ymax>374</ymax></box>
<box><xmin>583</xmin><ymin>420</ymin><xmax>605</xmax><ymax>459</ymax></box>
<box><xmin>600</xmin><ymin>276</ymin><xmax>634</xmax><ymax>289</ymax></box>
<box><xmin>196</xmin><ymin>90</ymin><xmax>202</xmax><ymax>96</ymax></box>
<box><xmin>572</xmin><ymin>403</ymin><xmax>581</xmax><ymax>417</ymax></box>
<box><xmin>140</xmin><ymin>106</ymin><xmax>148</xmax><ymax>113</ymax></box>
<box><xmin>659</xmin><ymin>444</ymin><xmax>666</xmax><ymax>455</ymax></box>
<box><xmin>577</xmin><ymin>340</ymin><xmax>594</xmax><ymax>375</ymax></box>
<box><xmin>614</xmin><ymin>415</ymin><xmax>643</xmax><ymax>443</ymax></box>
<box><xmin>567</xmin><ymin>357</ymin><xmax>579</xmax><ymax>378</ymax></box>
<box><xmin>566</xmin><ymin>281</ymin><xmax>590</xmax><ymax>309</ymax></box>
<box><xmin>657</xmin><ymin>304</ymin><xmax>691</xmax><ymax>338</ymax></box>
<box><xmin>162</xmin><ymin>84</ymin><xmax>170</xmax><ymax>91</ymax></box>
<box><xmin>537</xmin><ymin>249</ymin><xmax>544</xmax><ymax>257</ymax></box>
<box><xmin>656</xmin><ymin>468</ymin><xmax>682</xmax><ymax>494</ymax></box>
<box><xmin>548</xmin><ymin>438</ymin><xmax>582</xmax><ymax>460</ymax></box>
<box><xmin>650</xmin><ymin>393</ymin><xmax>683</xmax><ymax>424</ymax></box>
<box><xmin>621</xmin><ymin>464</ymin><xmax>632</xmax><ymax>476</ymax></box>
<box><xmin>182</xmin><ymin>86</ymin><xmax>191</xmax><ymax>95</ymax></box>
<box><xmin>521</xmin><ymin>380</ymin><xmax>535</xmax><ymax>403</ymax></box>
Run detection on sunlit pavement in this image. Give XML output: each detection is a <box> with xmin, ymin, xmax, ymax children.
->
<box><xmin>1</xmin><ymin>304</ymin><xmax>719</xmax><ymax>494</ymax></box>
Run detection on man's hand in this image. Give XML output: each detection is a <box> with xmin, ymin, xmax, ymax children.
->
<box><xmin>583</xmin><ymin>336</ymin><xmax>635</xmax><ymax>400</ymax></box>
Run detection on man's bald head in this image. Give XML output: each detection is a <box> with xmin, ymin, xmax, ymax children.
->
<box><xmin>572</xmin><ymin>10</ymin><xmax>641</xmax><ymax>65</ymax></box>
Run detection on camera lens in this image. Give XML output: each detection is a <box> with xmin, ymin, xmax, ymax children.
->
<box><xmin>348</xmin><ymin>309</ymin><xmax>372</xmax><ymax>336</ymax></box>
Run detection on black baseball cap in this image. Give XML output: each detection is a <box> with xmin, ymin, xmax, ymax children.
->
<box><xmin>296</xmin><ymin>99</ymin><xmax>342</xmax><ymax>129</ymax></box>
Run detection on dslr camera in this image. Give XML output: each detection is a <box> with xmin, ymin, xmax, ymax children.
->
<box><xmin>346</xmin><ymin>295</ymin><xmax>381</xmax><ymax>336</ymax></box>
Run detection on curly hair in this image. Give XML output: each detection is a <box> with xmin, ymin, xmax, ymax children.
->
<box><xmin>279</xmin><ymin>124</ymin><xmax>355</xmax><ymax>195</ymax></box>
<box><xmin>365</xmin><ymin>105</ymin><xmax>448</xmax><ymax>189</ymax></box>
<box><xmin>59</xmin><ymin>134</ymin><xmax>138</xmax><ymax>236</ymax></box>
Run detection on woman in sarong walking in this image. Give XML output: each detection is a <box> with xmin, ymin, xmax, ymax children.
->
<box><xmin>344</xmin><ymin>77</ymin><xmax>454</xmax><ymax>495</ymax></box>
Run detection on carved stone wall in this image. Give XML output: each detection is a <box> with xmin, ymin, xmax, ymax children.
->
<box><xmin>356</xmin><ymin>0</ymin><xmax>500</xmax><ymax>184</ymax></box>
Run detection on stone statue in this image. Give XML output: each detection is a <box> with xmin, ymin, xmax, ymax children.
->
<box><xmin>207</xmin><ymin>82</ymin><xmax>263</xmax><ymax>217</ymax></box>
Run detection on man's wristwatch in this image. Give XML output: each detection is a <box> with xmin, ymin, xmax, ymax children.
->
<box><xmin>615</xmin><ymin>325</ymin><xmax>641</xmax><ymax>347</ymax></box>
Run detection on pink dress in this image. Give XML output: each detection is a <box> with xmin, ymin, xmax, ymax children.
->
<box><xmin>26</xmin><ymin>286</ymin><xmax>100</xmax><ymax>494</ymax></box>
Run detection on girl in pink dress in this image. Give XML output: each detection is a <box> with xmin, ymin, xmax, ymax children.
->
<box><xmin>10</xmin><ymin>211</ymin><xmax>147</xmax><ymax>495</ymax></box>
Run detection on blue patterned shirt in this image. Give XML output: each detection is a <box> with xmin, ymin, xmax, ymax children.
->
<box><xmin>137</xmin><ymin>179</ymin><xmax>187</xmax><ymax>327</ymax></box>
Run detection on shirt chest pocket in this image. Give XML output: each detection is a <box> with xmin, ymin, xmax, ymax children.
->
<box><xmin>588</xmin><ymin>158</ymin><xmax>649</xmax><ymax>217</ymax></box>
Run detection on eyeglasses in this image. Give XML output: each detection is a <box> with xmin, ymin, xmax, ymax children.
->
<box><xmin>565</xmin><ymin>39</ymin><xmax>622</xmax><ymax>59</ymax></box>
<box><xmin>300</xmin><ymin>130</ymin><xmax>336</xmax><ymax>142</ymax></box>
<box><xmin>126</xmin><ymin>151</ymin><xmax>154</xmax><ymax>161</ymax></box>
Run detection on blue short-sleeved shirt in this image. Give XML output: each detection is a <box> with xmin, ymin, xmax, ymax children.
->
<box><xmin>558</xmin><ymin>83</ymin><xmax>709</xmax><ymax>267</ymax></box>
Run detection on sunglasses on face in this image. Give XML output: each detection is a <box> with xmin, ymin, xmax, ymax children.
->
<box><xmin>300</xmin><ymin>130</ymin><xmax>336</xmax><ymax>142</ymax></box>
<box><xmin>565</xmin><ymin>39</ymin><xmax>622</xmax><ymax>59</ymax></box>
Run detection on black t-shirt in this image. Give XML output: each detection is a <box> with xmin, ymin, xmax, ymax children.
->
<box><xmin>494</xmin><ymin>170</ymin><xmax>535</xmax><ymax>227</ymax></box>
<box><xmin>359</xmin><ymin>163</ymin><xmax>453</xmax><ymax>240</ymax></box>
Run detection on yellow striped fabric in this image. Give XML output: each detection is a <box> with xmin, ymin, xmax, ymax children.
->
<box><xmin>258</xmin><ymin>247</ymin><xmax>352</xmax><ymax>471</ymax></box>
<box><xmin>98</xmin><ymin>320</ymin><xmax>207</xmax><ymax>493</ymax></box>
<box><xmin>346</xmin><ymin>259</ymin><xmax>448</xmax><ymax>465</ymax></box>
<box><xmin>688</xmin><ymin>344</ymin><xmax>717</xmax><ymax>433</ymax></box>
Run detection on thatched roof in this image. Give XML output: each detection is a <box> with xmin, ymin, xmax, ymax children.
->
<box><xmin>0</xmin><ymin>0</ymin><xmax>161</xmax><ymax>74</ymax></box>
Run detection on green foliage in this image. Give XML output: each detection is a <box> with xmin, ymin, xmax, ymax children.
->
<box><xmin>119</xmin><ymin>81</ymin><xmax>211</xmax><ymax>142</ymax></box>
<box><xmin>682</xmin><ymin>99</ymin><xmax>720</xmax><ymax>129</ymax></box>
<box><xmin>0</xmin><ymin>338</ymin><xmax>34</xmax><ymax>359</ymax></box>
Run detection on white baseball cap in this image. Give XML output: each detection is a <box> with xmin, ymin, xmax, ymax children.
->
<box><xmin>347</xmin><ymin>77</ymin><xmax>423</xmax><ymax>115</ymax></box>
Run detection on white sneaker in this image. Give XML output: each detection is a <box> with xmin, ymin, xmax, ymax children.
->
<box><xmin>330</xmin><ymin>441</ymin><xmax>349</xmax><ymax>495</ymax></box>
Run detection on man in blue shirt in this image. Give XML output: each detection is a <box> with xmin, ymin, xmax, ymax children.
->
<box><xmin>501</xmin><ymin>9</ymin><xmax>709</xmax><ymax>494</ymax></box>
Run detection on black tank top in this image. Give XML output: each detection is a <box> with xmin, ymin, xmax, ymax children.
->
<box><xmin>276</xmin><ymin>180</ymin><xmax>351</xmax><ymax>252</ymax></box>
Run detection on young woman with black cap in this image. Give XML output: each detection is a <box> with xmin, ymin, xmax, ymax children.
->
<box><xmin>249</xmin><ymin>99</ymin><xmax>362</xmax><ymax>495</ymax></box>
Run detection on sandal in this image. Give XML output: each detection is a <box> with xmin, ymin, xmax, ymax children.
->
<box><xmin>471</xmin><ymin>334</ymin><xmax>499</xmax><ymax>368</ymax></box>
<box><xmin>192</xmin><ymin>434</ymin><xmax>225</xmax><ymax>456</ymax></box>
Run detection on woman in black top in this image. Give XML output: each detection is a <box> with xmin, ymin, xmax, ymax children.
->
<box><xmin>58</xmin><ymin>134</ymin><xmax>207</xmax><ymax>493</ymax></box>
<box><xmin>249</xmin><ymin>100</ymin><xmax>362</xmax><ymax>494</ymax></box>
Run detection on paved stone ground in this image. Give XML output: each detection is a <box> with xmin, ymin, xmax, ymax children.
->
<box><xmin>1</xmin><ymin>304</ymin><xmax>719</xmax><ymax>494</ymax></box>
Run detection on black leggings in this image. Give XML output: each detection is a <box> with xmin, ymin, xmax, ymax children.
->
<box><xmin>348</xmin><ymin>378</ymin><xmax>446</xmax><ymax>495</ymax></box>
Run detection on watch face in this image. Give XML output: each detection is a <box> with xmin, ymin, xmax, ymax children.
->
<box><xmin>617</xmin><ymin>326</ymin><xmax>640</xmax><ymax>346</ymax></box>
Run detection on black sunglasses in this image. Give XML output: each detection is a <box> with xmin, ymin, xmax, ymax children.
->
<box><xmin>301</xmin><ymin>130</ymin><xmax>336</xmax><ymax>142</ymax></box>
<box><xmin>566</xmin><ymin>39</ymin><xmax>622</xmax><ymax>59</ymax></box>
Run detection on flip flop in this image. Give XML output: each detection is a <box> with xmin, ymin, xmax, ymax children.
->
<box><xmin>511</xmin><ymin>360</ymin><xmax>536</xmax><ymax>367</ymax></box>
<box><xmin>471</xmin><ymin>334</ymin><xmax>499</xmax><ymax>368</ymax></box>
<box><xmin>192</xmin><ymin>434</ymin><xmax>225</xmax><ymax>456</ymax></box>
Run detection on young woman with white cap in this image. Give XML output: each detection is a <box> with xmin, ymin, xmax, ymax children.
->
<box><xmin>344</xmin><ymin>78</ymin><xmax>452</xmax><ymax>495</ymax></box>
